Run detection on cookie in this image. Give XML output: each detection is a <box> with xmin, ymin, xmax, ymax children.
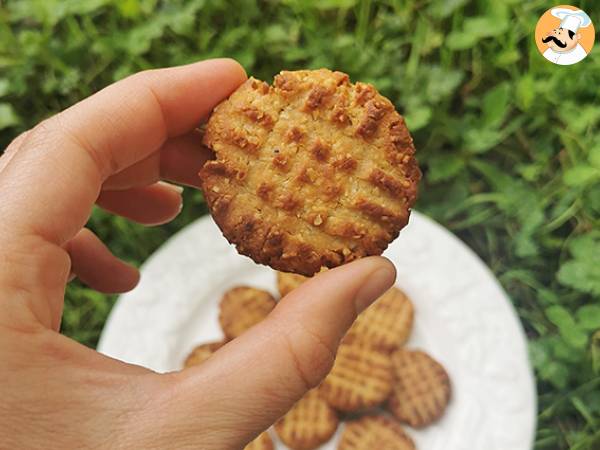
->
<box><xmin>183</xmin><ymin>341</ymin><xmax>224</xmax><ymax>368</ymax></box>
<box><xmin>388</xmin><ymin>349</ymin><xmax>451</xmax><ymax>428</ymax></box>
<box><xmin>276</xmin><ymin>267</ymin><xmax>327</xmax><ymax>297</ymax></box>
<box><xmin>347</xmin><ymin>287</ymin><xmax>414</xmax><ymax>352</ymax></box>
<box><xmin>338</xmin><ymin>415</ymin><xmax>415</xmax><ymax>450</ymax></box>
<box><xmin>320</xmin><ymin>338</ymin><xmax>393</xmax><ymax>412</ymax></box>
<box><xmin>244</xmin><ymin>432</ymin><xmax>274</xmax><ymax>450</ymax></box>
<box><xmin>274</xmin><ymin>389</ymin><xmax>338</xmax><ymax>450</ymax></box>
<box><xmin>200</xmin><ymin>69</ymin><xmax>420</xmax><ymax>276</ymax></box>
<box><xmin>276</xmin><ymin>271</ymin><xmax>309</xmax><ymax>297</ymax></box>
<box><xmin>219</xmin><ymin>286</ymin><xmax>277</xmax><ymax>340</ymax></box>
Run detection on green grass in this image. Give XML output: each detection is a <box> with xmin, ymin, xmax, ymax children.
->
<box><xmin>1</xmin><ymin>0</ymin><xmax>599</xmax><ymax>448</ymax></box>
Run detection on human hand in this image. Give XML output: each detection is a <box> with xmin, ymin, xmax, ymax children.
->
<box><xmin>0</xmin><ymin>59</ymin><xmax>396</xmax><ymax>449</ymax></box>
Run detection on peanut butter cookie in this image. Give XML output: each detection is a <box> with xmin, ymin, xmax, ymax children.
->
<box><xmin>201</xmin><ymin>69</ymin><xmax>419</xmax><ymax>275</ymax></box>
<box><xmin>338</xmin><ymin>415</ymin><xmax>415</xmax><ymax>450</ymax></box>
<box><xmin>274</xmin><ymin>389</ymin><xmax>338</xmax><ymax>450</ymax></box>
<box><xmin>219</xmin><ymin>286</ymin><xmax>277</xmax><ymax>340</ymax></box>
<box><xmin>388</xmin><ymin>349</ymin><xmax>451</xmax><ymax>428</ymax></box>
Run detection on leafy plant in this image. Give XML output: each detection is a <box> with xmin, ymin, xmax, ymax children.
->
<box><xmin>1</xmin><ymin>0</ymin><xmax>599</xmax><ymax>448</ymax></box>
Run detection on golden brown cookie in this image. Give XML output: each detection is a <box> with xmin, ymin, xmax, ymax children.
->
<box><xmin>347</xmin><ymin>287</ymin><xmax>414</xmax><ymax>352</ymax></box>
<box><xmin>219</xmin><ymin>286</ymin><xmax>277</xmax><ymax>340</ymax></box>
<box><xmin>388</xmin><ymin>349</ymin><xmax>451</xmax><ymax>428</ymax></box>
<box><xmin>183</xmin><ymin>341</ymin><xmax>224</xmax><ymax>368</ymax></box>
<box><xmin>320</xmin><ymin>338</ymin><xmax>393</xmax><ymax>412</ymax></box>
<box><xmin>201</xmin><ymin>69</ymin><xmax>420</xmax><ymax>276</ymax></box>
<box><xmin>244</xmin><ymin>432</ymin><xmax>274</xmax><ymax>450</ymax></box>
<box><xmin>276</xmin><ymin>271</ymin><xmax>309</xmax><ymax>297</ymax></box>
<box><xmin>338</xmin><ymin>415</ymin><xmax>415</xmax><ymax>450</ymax></box>
<box><xmin>274</xmin><ymin>389</ymin><xmax>338</xmax><ymax>450</ymax></box>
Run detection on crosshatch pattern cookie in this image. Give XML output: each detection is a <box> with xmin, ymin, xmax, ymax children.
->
<box><xmin>320</xmin><ymin>337</ymin><xmax>393</xmax><ymax>412</ymax></box>
<box><xmin>338</xmin><ymin>415</ymin><xmax>415</xmax><ymax>450</ymax></box>
<box><xmin>219</xmin><ymin>286</ymin><xmax>277</xmax><ymax>340</ymax></box>
<box><xmin>200</xmin><ymin>69</ymin><xmax>420</xmax><ymax>276</ymax></box>
<box><xmin>347</xmin><ymin>287</ymin><xmax>414</xmax><ymax>352</ymax></box>
<box><xmin>183</xmin><ymin>341</ymin><xmax>224</xmax><ymax>368</ymax></box>
<box><xmin>274</xmin><ymin>389</ymin><xmax>339</xmax><ymax>450</ymax></box>
<box><xmin>388</xmin><ymin>349</ymin><xmax>451</xmax><ymax>428</ymax></box>
<box><xmin>244</xmin><ymin>432</ymin><xmax>274</xmax><ymax>450</ymax></box>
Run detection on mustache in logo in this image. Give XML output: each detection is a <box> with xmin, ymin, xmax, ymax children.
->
<box><xmin>542</xmin><ymin>35</ymin><xmax>567</xmax><ymax>48</ymax></box>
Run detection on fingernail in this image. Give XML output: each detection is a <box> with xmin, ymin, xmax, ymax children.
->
<box><xmin>354</xmin><ymin>265</ymin><xmax>396</xmax><ymax>313</ymax></box>
<box><xmin>158</xmin><ymin>181</ymin><xmax>184</xmax><ymax>194</ymax></box>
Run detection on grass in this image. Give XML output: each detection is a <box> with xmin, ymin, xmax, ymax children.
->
<box><xmin>1</xmin><ymin>0</ymin><xmax>599</xmax><ymax>448</ymax></box>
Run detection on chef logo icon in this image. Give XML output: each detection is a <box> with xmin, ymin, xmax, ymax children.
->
<box><xmin>535</xmin><ymin>5</ymin><xmax>595</xmax><ymax>66</ymax></box>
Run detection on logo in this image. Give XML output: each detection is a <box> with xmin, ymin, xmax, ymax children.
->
<box><xmin>535</xmin><ymin>5</ymin><xmax>595</xmax><ymax>66</ymax></box>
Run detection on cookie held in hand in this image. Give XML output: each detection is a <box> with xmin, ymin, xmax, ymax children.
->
<box><xmin>274</xmin><ymin>389</ymin><xmax>339</xmax><ymax>450</ymax></box>
<box><xmin>388</xmin><ymin>349</ymin><xmax>451</xmax><ymax>428</ymax></box>
<box><xmin>201</xmin><ymin>69</ymin><xmax>420</xmax><ymax>276</ymax></box>
<box><xmin>337</xmin><ymin>415</ymin><xmax>415</xmax><ymax>450</ymax></box>
<box><xmin>219</xmin><ymin>286</ymin><xmax>277</xmax><ymax>340</ymax></box>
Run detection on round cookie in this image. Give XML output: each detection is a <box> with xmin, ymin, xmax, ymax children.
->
<box><xmin>183</xmin><ymin>341</ymin><xmax>224</xmax><ymax>368</ymax></box>
<box><xmin>244</xmin><ymin>432</ymin><xmax>274</xmax><ymax>450</ymax></box>
<box><xmin>347</xmin><ymin>287</ymin><xmax>414</xmax><ymax>352</ymax></box>
<box><xmin>276</xmin><ymin>271</ymin><xmax>309</xmax><ymax>297</ymax></box>
<box><xmin>338</xmin><ymin>415</ymin><xmax>415</xmax><ymax>450</ymax></box>
<box><xmin>388</xmin><ymin>349</ymin><xmax>451</xmax><ymax>428</ymax></box>
<box><xmin>200</xmin><ymin>69</ymin><xmax>420</xmax><ymax>276</ymax></box>
<box><xmin>320</xmin><ymin>337</ymin><xmax>393</xmax><ymax>412</ymax></box>
<box><xmin>219</xmin><ymin>286</ymin><xmax>277</xmax><ymax>340</ymax></box>
<box><xmin>274</xmin><ymin>389</ymin><xmax>338</xmax><ymax>450</ymax></box>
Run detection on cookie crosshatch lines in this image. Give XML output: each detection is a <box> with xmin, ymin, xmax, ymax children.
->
<box><xmin>535</xmin><ymin>5</ymin><xmax>595</xmax><ymax>66</ymax></box>
<box><xmin>199</xmin><ymin>69</ymin><xmax>420</xmax><ymax>276</ymax></box>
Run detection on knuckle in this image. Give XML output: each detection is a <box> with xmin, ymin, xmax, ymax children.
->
<box><xmin>282</xmin><ymin>323</ymin><xmax>336</xmax><ymax>390</ymax></box>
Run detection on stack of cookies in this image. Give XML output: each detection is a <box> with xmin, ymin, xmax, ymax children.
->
<box><xmin>183</xmin><ymin>271</ymin><xmax>451</xmax><ymax>450</ymax></box>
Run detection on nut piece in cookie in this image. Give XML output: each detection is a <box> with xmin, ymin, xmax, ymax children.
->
<box><xmin>337</xmin><ymin>415</ymin><xmax>415</xmax><ymax>450</ymax></box>
<box><xmin>274</xmin><ymin>389</ymin><xmax>338</xmax><ymax>450</ymax></box>
<box><xmin>219</xmin><ymin>286</ymin><xmax>277</xmax><ymax>340</ymax></box>
<box><xmin>320</xmin><ymin>337</ymin><xmax>393</xmax><ymax>412</ymax></box>
<box><xmin>347</xmin><ymin>287</ymin><xmax>414</xmax><ymax>352</ymax></box>
<box><xmin>183</xmin><ymin>341</ymin><xmax>225</xmax><ymax>368</ymax></box>
<box><xmin>244</xmin><ymin>432</ymin><xmax>274</xmax><ymax>450</ymax></box>
<box><xmin>388</xmin><ymin>349</ymin><xmax>451</xmax><ymax>428</ymax></box>
<box><xmin>200</xmin><ymin>69</ymin><xmax>420</xmax><ymax>276</ymax></box>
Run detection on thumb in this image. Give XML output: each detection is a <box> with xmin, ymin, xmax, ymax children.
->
<box><xmin>146</xmin><ymin>257</ymin><xmax>395</xmax><ymax>449</ymax></box>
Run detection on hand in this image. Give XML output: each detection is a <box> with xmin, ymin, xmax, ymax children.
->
<box><xmin>0</xmin><ymin>59</ymin><xmax>395</xmax><ymax>449</ymax></box>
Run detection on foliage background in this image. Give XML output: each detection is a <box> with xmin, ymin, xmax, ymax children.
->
<box><xmin>1</xmin><ymin>0</ymin><xmax>599</xmax><ymax>448</ymax></box>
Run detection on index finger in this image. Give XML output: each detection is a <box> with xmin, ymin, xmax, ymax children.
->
<box><xmin>0</xmin><ymin>58</ymin><xmax>246</xmax><ymax>246</ymax></box>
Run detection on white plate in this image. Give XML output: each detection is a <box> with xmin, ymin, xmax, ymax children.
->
<box><xmin>98</xmin><ymin>211</ymin><xmax>536</xmax><ymax>450</ymax></box>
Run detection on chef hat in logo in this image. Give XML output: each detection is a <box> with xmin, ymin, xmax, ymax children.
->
<box><xmin>551</xmin><ymin>8</ymin><xmax>592</xmax><ymax>33</ymax></box>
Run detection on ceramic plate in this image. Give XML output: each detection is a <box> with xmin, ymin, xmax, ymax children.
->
<box><xmin>98</xmin><ymin>211</ymin><xmax>536</xmax><ymax>450</ymax></box>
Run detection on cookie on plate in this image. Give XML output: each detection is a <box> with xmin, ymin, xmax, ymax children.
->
<box><xmin>200</xmin><ymin>69</ymin><xmax>420</xmax><ymax>276</ymax></box>
<box><xmin>320</xmin><ymin>337</ymin><xmax>393</xmax><ymax>412</ymax></box>
<box><xmin>388</xmin><ymin>349</ymin><xmax>451</xmax><ymax>428</ymax></box>
<box><xmin>347</xmin><ymin>287</ymin><xmax>414</xmax><ymax>352</ymax></box>
<box><xmin>219</xmin><ymin>286</ymin><xmax>277</xmax><ymax>340</ymax></box>
<box><xmin>244</xmin><ymin>432</ymin><xmax>274</xmax><ymax>450</ymax></box>
<box><xmin>274</xmin><ymin>389</ymin><xmax>338</xmax><ymax>450</ymax></box>
<box><xmin>183</xmin><ymin>341</ymin><xmax>224</xmax><ymax>368</ymax></box>
<box><xmin>276</xmin><ymin>267</ymin><xmax>327</xmax><ymax>297</ymax></box>
<box><xmin>338</xmin><ymin>415</ymin><xmax>415</xmax><ymax>450</ymax></box>
<box><xmin>276</xmin><ymin>271</ymin><xmax>309</xmax><ymax>297</ymax></box>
